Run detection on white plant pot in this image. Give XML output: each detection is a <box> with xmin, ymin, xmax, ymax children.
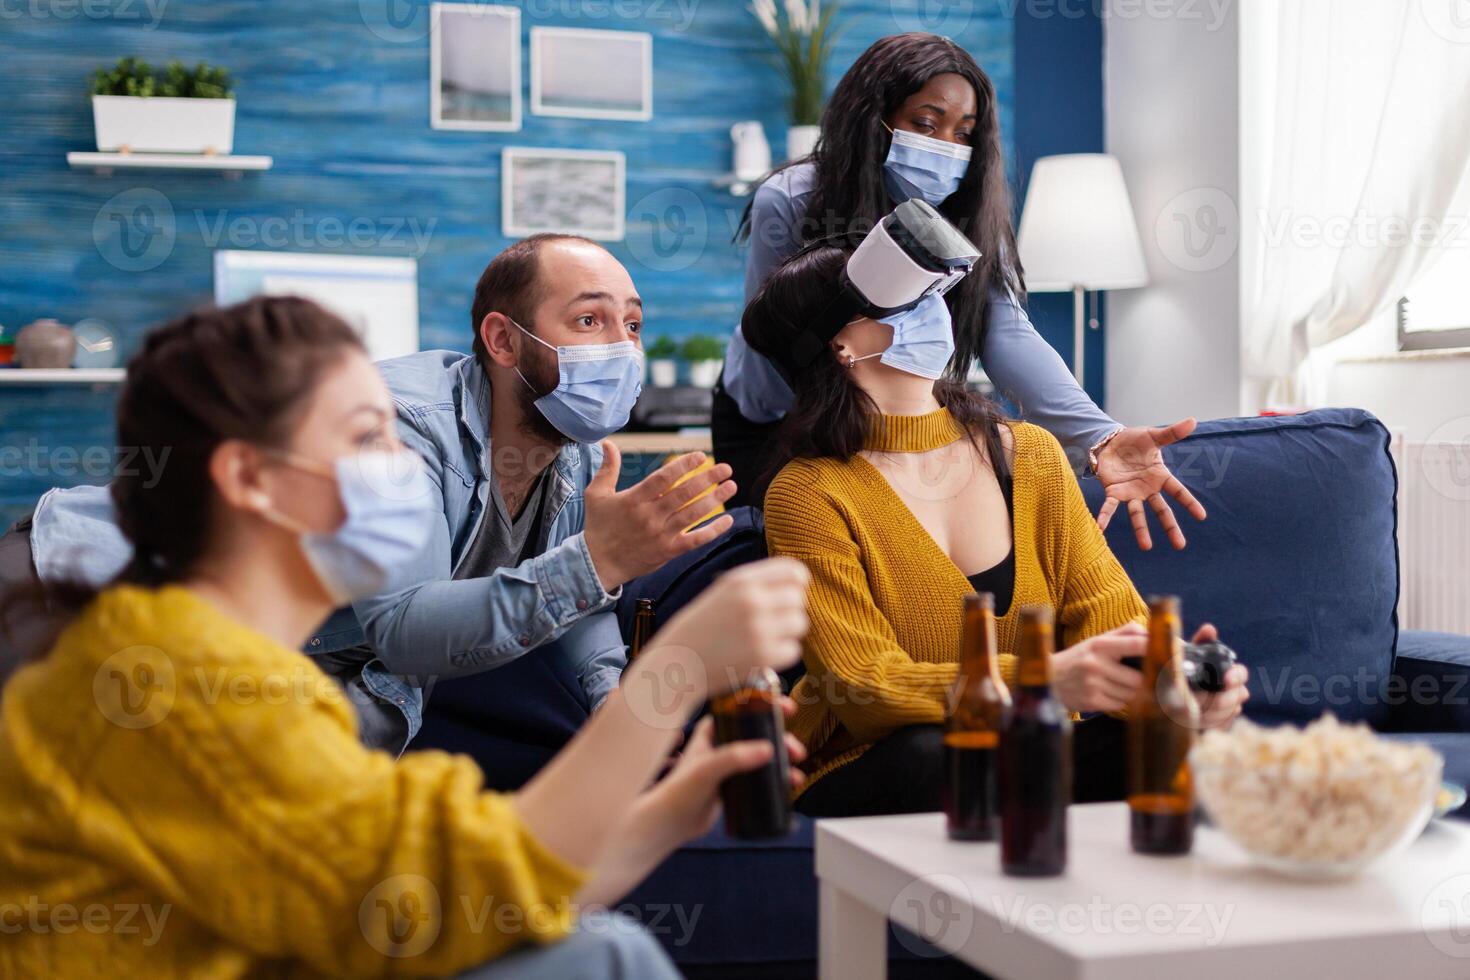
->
<box><xmin>786</xmin><ymin>124</ymin><xmax>820</xmax><ymax>161</ymax></box>
<box><xmin>92</xmin><ymin>95</ymin><xmax>236</xmax><ymax>154</ymax></box>
<box><xmin>649</xmin><ymin>359</ymin><xmax>678</xmax><ymax>388</ymax></box>
<box><xmin>688</xmin><ymin>359</ymin><xmax>722</xmax><ymax>388</ymax></box>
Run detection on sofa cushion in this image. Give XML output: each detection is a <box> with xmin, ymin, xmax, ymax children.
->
<box><xmin>616</xmin><ymin>506</ymin><xmax>767</xmax><ymax>643</ymax></box>
<box><xmin>1081</xmin><ymin>409</ymin><xmax>1400</xmax><ymax>728</ymax></box>
<box><xmin>1388</xmin><ymin>630</ymin><xmax>1470</xmax><ymax>734</ymax></box>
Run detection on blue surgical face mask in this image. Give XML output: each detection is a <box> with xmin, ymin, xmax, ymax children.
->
<box><xmin>882</xmin><ymin>124</ymin><xmax>973</xmax><ymax>208</ymax></box>
<box><xmin>841</xmin><ymin>293</ymin><xmax>955</xmax><ymax>380</ymax></box>
<box><xmin>513</xmin><ymin>319</ymin><xmax>644</xmax><ymax>444</ymax></box>
<box><xmin>260</xmin><ymin>449</ymin><xmax>438</xmax><ymax>604</ymax></box>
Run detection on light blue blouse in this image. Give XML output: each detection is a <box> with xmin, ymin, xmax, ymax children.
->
<box><xmin>722</xmin><ymin>161</ymin><xmax>1119</xmax><ymax>471</ymax></box>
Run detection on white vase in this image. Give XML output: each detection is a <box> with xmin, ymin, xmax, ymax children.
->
<box><xmin>688</xmin><ymin>359</ymin><xmax>722</xmax><ymax>388</ymax></box>
<box><xmin>786</xmin><ymin>124</ymin><xmax>820</xmax><ymax>161</ymax></box>
<box><xmin>92</xmin><ymin>95</ymin><xmax>236</xmax><ymax>154</ymax></box>
<box><xmin>650</xmin><ymin>359</ymin><xmax>678</xmax><ymax>388</ymax></box>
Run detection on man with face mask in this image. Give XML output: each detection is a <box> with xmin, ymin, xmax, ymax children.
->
<box><xmin>2</xmin><ymin>235</ymin><xmax>736</xmax><ymax>757</ymax></box>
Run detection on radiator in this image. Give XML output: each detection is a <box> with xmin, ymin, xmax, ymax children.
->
<box><xmin>1397</xmin><ymin>435</ymin><xmax>1470</xmax><ymax>633</ymax></box>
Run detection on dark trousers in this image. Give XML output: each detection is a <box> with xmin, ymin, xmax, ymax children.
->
<box><xmin>795</xmin><ymin>716</ymin><xmax>1128</xmax><ymax>818</ymax></box>
<box><xmin>710</xmin><ymin>378</ymin><xmax>783</xmax><ymax>511</ymax></box>
<box><xmin>0</xmin><ymin>517</ymin><xmax>60</xmax><ymax>685</ymax></box>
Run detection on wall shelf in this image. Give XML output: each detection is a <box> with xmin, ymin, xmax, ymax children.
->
<box><xmin>67</xmin><ymin>152</ymin><xmax>273</xmax><ymax>178</ymax></box>
<box><xmin>0</xmin><ymin>368</ymin><xmax>125</xmax><ymax>385</ymax></box>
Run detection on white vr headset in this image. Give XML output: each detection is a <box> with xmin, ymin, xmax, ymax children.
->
<box><xmin>775</xmin><ymin>199</ymin><xmax>981</xmax><ymax>379</ymax></box>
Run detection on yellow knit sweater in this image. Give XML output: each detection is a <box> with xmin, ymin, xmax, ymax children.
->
<box><xmin>0</xmin><ymin>586</ymin><xmax>585</xmax><ymax>979</ymax></box>
<box><xmin>764</xmin><ymin>409</ymin><xmax>1147</xmax><ymax>791</ymax></box>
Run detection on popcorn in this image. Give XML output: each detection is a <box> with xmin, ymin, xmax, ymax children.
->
<box><xmin>1191</xmin><ymin>715</ymin><xmax>1443</xmax><ymax>866</ymax></box>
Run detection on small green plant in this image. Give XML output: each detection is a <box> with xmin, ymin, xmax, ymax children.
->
<box><xmin>91</xmin><ymin>58</ymin><xmax>234</xmax><ymax>98</ymax></box>
<box><xmin>91</xmin><ymin>57</ymin><xmax>155</xmax><ymax>98</ymax></box>
<box><xmin>646</xmin><ymin>336</ymin><xmax>679</xmax><ymax>359</ymax></box>
<box><xmin>680</xmin><ymin>334</ymin><xmax>725</xmax><ymax>362</ymax></box>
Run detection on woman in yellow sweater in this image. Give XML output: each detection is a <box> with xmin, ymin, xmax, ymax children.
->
<box><xmin>742</xmin><ymin>245</ymin><xmax>1249</xmax><ymax>818</ymax></box>
<box><xmin>0</xmin><ymin>297</ymin><xmax>811</xmax><ymax>978</ymax></box>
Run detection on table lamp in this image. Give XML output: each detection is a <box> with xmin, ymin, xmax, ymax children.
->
<box><xmin>1016</xmin><ymin>154</ymin><xmax>1148</xmax><ymax>384</ymax></box>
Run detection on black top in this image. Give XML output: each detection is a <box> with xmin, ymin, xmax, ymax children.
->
<box><xmin>964</xmin><ymin>470</ymin><xmax>1016</xmax><ymax>617</ymax></box>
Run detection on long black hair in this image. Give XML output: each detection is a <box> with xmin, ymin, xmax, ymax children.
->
<box><xmin>741</xmin><ymin>244</ymin><xmax>1011</xmax><ymax>487</ymax></box>
<box><xmin>738</xmin><ymin>32</ymin><xmax>1023</xmax><ymax>382</ymax></box>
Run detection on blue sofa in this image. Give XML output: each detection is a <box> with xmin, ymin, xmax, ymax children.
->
<box><xmin>412</xmin><ymin>408</ymin><xmax>1470</xmax><ymax>977</ymax></box>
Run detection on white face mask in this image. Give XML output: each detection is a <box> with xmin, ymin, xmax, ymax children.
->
<box><xmin>512</xmin><ymin>318</ymin><xmax>645</xmax><ymax>444</ymax></box>
<box><xmin>882</xmin><ymin>122</ymin><xmax>973</xmax><ymax>207</ymax></box>
<box><xmin>257</xmin><ymin>449</ymin><xmax>437</xmax><ymax>604</ymax></box>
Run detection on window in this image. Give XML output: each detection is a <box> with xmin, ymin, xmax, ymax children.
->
<box><xmin>1399</xmin><ymin>248</ymin><xmax>1470</xmax><ymax>351</ymax></box>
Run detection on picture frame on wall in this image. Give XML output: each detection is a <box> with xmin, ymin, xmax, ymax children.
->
<box><xmin>530</xmin><ymin>26</ymin><xmax>653</xmax><ymax>121</ymax></box>
<box><xmin>431</xmin><ymin>3</ymin><xmax>521</xmax><ymax>132</ymax></box>
<box><xmin>502</xmin><ymin>147</ymin><xmax>626</xmax><ymax>241</ymax></box>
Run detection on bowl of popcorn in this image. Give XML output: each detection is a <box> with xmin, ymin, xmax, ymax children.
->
<box><xmin>1191</xmin><ymin>715</ymin><xmax>1444</xmax><ymax>879</ymax></box>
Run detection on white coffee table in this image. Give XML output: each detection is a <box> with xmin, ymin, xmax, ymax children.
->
<box><xmin>815</xmin><ymin>803</ymin><xmax>1470</xmax><ymax>980</ymax></box>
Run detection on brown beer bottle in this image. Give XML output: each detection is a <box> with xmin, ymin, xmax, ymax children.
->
<box><xmin>1127</xmin><ymin>595</ymin><xmax>1200</xmax><ymax>855</ymax></box>
<box><xmin>944</xmin><ymin>593</ymin><xmax>1012</xmax><ymax>841</ymax></box>
<box><xmin>999</xmin><ymin>605</ymin><xmax>1071</xmax><ymax>876</ymax></box>
<box><xmin>710</xmin><ymin>667</ymin><xmax>792</xmax><ymax>839</ymax></box>
<box><xmin>629</xmin><ymin>598</ymin><xmax>655</xmax><ymax>661</ymax></box>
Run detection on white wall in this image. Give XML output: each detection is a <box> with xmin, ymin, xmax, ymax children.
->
<box><xmin>1103</xmin><ymin>0</ymin><xmax>1242</xmax><ymax>425</ymax></box>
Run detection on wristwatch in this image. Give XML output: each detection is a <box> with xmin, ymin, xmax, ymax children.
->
<box><xmin>1088</xmin><ymin>427</ymin><xmax>1124</xmax><ymax>475</ymax></box>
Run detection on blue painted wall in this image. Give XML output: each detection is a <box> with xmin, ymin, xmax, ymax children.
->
<box><xmin>0</xmin><ymin>0</ymin><xmax>1106</xmax><ymax>524</ymax></box>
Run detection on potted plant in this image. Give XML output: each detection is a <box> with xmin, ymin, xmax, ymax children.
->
<box><xmin>91</xmin><ymin>58</ymin><xmax>236</xmax><ymax>155</ymax></box>
<box><xmin>646</xmin><ymin>336</ymin><xmax>680</xmax><ymax>387</ymax></box>
<box><xmin>748</xmin><ymin>0</ymin><xmax>841</xmax><ymax>161</ymax></box>
<box><xmin>681</xmin><ymin>334</ymin><xmax>725</xmax><ymax>388</ymax></box>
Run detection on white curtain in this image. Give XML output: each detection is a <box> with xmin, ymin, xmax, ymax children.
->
<box><xmin>1242</xmin><ymin>0</ymin><xmax>1470</xmax><ymax>409</ymax></box>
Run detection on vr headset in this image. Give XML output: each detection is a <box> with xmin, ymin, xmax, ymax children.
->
<box><xmin>774</xmin><ymin>199</ymin><xmax>981</xmax><ymax>381</ymax></box>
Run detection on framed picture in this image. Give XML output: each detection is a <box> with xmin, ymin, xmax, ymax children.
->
<box><xmin>501</xmin><ymin>147</ymin><xmax>626</xmax><ymax>241</ymax></box>
<box><xmin>530</xmin><ymin>26</ymin><xmax>652</xmax><ymax>121</ymax></box>
<box><xmin>431</xmin><ymin>3</ymin><xmax>521</xmax><ymax>132</ymax></box>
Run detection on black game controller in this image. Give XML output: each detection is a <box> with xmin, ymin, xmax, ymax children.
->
<box><xmin>1182</xmin><ymin>641</ymin><xmax>1239</xmax><ymax>694</ymax></box>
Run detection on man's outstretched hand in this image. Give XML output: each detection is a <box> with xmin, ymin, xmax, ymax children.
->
<box><xmin>1094</xmin><ymin>418</ymin><xmax>1207</xmax><ymax>551</ymax></box>
<box><xmin>583</xmin><ymin>442</ymin><xmax>737</xmax><ymax>591</ymax></box>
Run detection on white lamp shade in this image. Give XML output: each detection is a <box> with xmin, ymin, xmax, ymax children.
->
<box><xmin>1017</xmin><ymin>154</ymin><xmax>1149</xmax><ymax>293</ymax></box>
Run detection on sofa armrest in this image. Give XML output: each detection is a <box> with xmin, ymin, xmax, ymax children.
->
<box><xmin>1385</xmin><ymin>630</ymin><xmax>1470</xmax><ymax>734</ymax></box>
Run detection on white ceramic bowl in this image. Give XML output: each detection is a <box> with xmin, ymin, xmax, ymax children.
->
<box><xmin>1192</xmin><ymin>748</ymin><xmax>1442</xmax><ymax>879</ymax></box>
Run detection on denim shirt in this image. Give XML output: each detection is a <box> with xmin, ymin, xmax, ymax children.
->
<box><xmin>723</xmin><ymin>160</ymin><xmax>1120</xmax><ymax>470</ymax></box>
<box><xmin>26</xmin><ymin>350</ymin><xmax>625</xmax><ymax>755</ymax></box>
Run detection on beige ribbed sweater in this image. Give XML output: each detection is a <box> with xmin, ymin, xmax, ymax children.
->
<box><xmin>764</xmin><ymin>409</ymin><xmax>1147</xmax><ymax>792</ymax></box>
